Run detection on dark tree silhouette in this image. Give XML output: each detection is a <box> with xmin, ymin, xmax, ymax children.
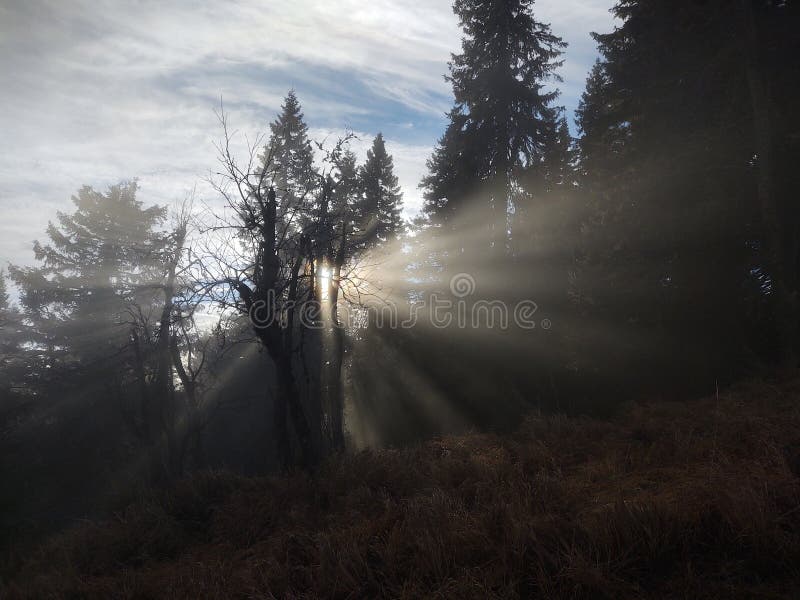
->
<box><xmin>355</xmin><ymin>133</ymin><xmax>404</xmax><ymax>248</ymax></box>
<box><xmin>421</xmin><ymin>0</ymin><xmax>566</xmax><ymax>262</ymax></box>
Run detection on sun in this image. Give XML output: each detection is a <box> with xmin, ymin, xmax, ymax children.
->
<box><xmin>318</xmin><ymin>264</ymin><xmax>331</xmax><ymax>301</ymax></box>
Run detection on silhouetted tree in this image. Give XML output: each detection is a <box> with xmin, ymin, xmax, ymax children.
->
<box><xmin>0</xmin><ymin>270</ymin><xmax>26</xmax><ymax>433</ymax></box>
<box><xmin>355</xmin><ymin>133</ymin><xmax>404</xmax><ymax>248</ymax></box>
<box><xmin>421</xmin><ymin>0</ymin><xmax>565</xmax><ymax>262</ymax></box>
<box><xmin>204</xmin><ymin>103</ymin><xmax>349</xmax><ymax>469</ymax></box>
<box><xmin>570</xmin><ymin>0</ymin><xmax>800</xmax><ymax>389</ymax></box>
<box><xmin>264</xmin><ymin>90</ymin><xmax>317</xmax><ymax>227</ymax></box>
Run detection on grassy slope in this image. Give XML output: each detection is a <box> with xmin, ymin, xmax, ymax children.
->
<box><xmin>4</xmin><ymin>377</ymin><xmax>800</xmax><ymax>599</ymax></box>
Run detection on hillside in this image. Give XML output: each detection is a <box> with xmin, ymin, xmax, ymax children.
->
<box><xmin>4</xmin><ymin>377</ymin><xmax>800</xmax><ymax>599</ymax></box>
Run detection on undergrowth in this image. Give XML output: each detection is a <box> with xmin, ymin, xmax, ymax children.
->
<box><xmin>3</xmin><ymin>377</ymin><xmax>800</xmax><ymax>598</ymax></box>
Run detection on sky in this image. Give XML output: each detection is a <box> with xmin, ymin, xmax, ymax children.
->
<box><xmin>0</xmin><ymin>0</ymin><xmax>616</xmax><ymax>273</ymax></box>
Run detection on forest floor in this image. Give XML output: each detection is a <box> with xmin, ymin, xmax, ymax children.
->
<box><xmin>4</xmin><ymin>376</ymin><xmax>800</xmax><ymax>599</ymax></box>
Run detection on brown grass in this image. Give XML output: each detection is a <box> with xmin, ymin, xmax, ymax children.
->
<box><xmin>4</xmin><ymin>376</ymin><xmax>800</xmax><ymax>598</ymax></box>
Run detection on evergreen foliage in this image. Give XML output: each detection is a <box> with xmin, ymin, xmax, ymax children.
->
<box><xmin>356</xmin><ymin>133</ymin><xmax>404</xmax><ymax>248</ymax></box>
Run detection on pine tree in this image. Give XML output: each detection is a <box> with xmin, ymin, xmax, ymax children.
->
<box><xmin>515</xmin><ymin>114</ymin><xmax>575</xmax><ymax>243</ymax></box>
<box><xmin>332</xmin><ymin>149</ymin><xmax>359</xmax><ymax>218</ymax></box>
<box><xmin>0</xmin><ymin>269</ymin><xmax>18</xmax><ymax>360</ymax></box>
<box><xmin>0</xmin><ymin>270</ymin><xmax>20</xmax><ymax>413</ymax></box>
<box><xmin>569</xmin><ymin>0</ymin><xmax>800</xmax><ymax>388</ymax></box>
<box><xmin>0</xmin><ymin>270</ymin><xmax>8</xmax><ymax>314</ymax></box>
<box><xmin>420</xmin><ymin>110</ymin><xmax>470</xmax><ymax>235</ymax></box>
<box><xmin>10</xmin><ymin>182</ymin><xmax>166</xmax><ymax>368</ymax></box>
<box><xmin>421</xmin><ymin>0</ymin><xmax>565</xmax><ymax>258</ymax></box>
<box><xmin>263</xmin><ymin>90</ymin><xmax>316</xmax><ymax>221</ymax></box>
<box><xmin>356</xmin><ymin>133</ymin><xmax>404</xmax><ymax>248</ymax></box>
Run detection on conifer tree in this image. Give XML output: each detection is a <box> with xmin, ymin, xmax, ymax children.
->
<box><xmin>356</xmin><ymin>133</ymin><xmax>404</xmax><ymax>248</ymax></box>
<box><xmin>9</xmin><ymin>182</ymin><xmax>166</xmax><ymax>368</ymax></box>
<box><xmin>0</xmin><ymin>270</ymin><xmax>24</xmax><ymax>428</ymax></box>
<box><xmin>421</xmin><ymin>0</ymin><xmax>565</xmax><ymax>258</ymax></box>
<box><xmin>332</xmin><ymin>149</ymin><xmax>359</xmax><ymax>218</ymax></box>
<box><xmin>0</xmin><ymin>270</ymin><xmax>8</xmax><ymax>315</ymax></box>
<box><xmin>0</xmin><ymin>270</ymin><xmax>19</xmax><ymax>358</ymax></box>
<box><xmin>264</xmin><ymin>90</ymin><xmax>316</xmax><ymax>221</ymax></box>
<box><xmin>0</xmin><ymin>270</ymin><xmax>18</xmax><ymax>382</ymax></box>
<box><xmin>570</xmin><ymin>0</ymin><xmax>800</xmax><ymax>387</ymax></box>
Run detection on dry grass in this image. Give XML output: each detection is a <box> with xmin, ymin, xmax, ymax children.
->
<box><xmin>4</xmin><ymin>376</ymin><xmax>800</xmax><ymax>598</ymax></box>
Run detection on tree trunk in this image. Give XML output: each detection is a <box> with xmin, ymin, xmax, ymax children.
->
<box><xmin>170</xmin><ymin>336</ymin><xmax>202</xmax><ymax>475</ymax></box>
<box><xmin>737</xmin><ymin>0</ymin><xmax>795</xmax><ymax>359</ymax></box>
<box><xmin>130</xmin><ymin>328</ymin><xmax>152</xmax><ymax>442</ymax></box>
<box><xmin>249</xmin><ymin>187</ymin><xmax>319</xmax><ymax>470</ymax></box>
<box><xmin>154</xmin><ymin>229</ymin><xmax>186</xmax><ymax>479</ymax></box>
<box><xmin>326</xmin><ymin>220</ymin><xmax>347</xmax><ymax>452</ymax></box>
<box><xmin>274</xmin><ymin>348</ymin><xmax>315</xmax><ymax>469</ymax></box>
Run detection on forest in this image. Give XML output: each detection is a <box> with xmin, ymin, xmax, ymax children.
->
<box><xmin>2</xmin><ymin>0</ymin><xmax>800</xmax><ymax>597</ymax></box>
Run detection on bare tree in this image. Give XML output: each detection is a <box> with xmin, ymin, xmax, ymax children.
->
<box><xmin>190</xmin><ymin>106</ymin><xmax>358</xmax><ymax>469</ymax></box>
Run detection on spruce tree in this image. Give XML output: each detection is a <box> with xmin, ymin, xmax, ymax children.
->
<box><xmin>10</xmin><ymin>182</ymin><xmax>166</xmax><ymax>368</ymax></box>
<box><xmin>420</xmin><ymin>0</ymin><xmax>565</xmax><ymax>258</ymax></box>
<box><xmin>0</xmin><ymin>270</ymin><xmax>8</xmax><ymax>314</ymax></box>
<box><xmin>0</xmin><ymin>269</ymin><xmax>19</xmax><ymax>369</ymax></box>
<box><xmin>569</xmin><ymin>0</ymin><xmax>800</xmax><ymax>388</ymax></box>
<box><xmin>0</xmin><ymin>270</ymin><xmax>21</xmax><ymax>417</ymax></box>
<box><xmin>264</xmin><ymin>90</ymin><xmax>316</xmax><ymax>221</ymax></box>
<box><xmin>356</xmin><ymin>133</ymin><xmax>404</xmax><ymax>248</ymax></box>
<box><xmin>332</xmin><ymin>149</ymin><xmax>359</xmax><ymax>220</ymax></box>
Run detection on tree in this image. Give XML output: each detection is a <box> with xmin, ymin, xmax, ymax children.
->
<box><xmin>0</xmin><ymin>270</ymin><xmax>8</xmax><ymax>312</ymax></box>
<box><xmin>1</xmin><ymin>183</ymin><xmax>194</xmax><ymax>531</ymax></box>
<box><xmin>318</xmin><ymin>148</ymin><xmax>358</xmax><ymax>451</ymax></box>
<box><xmin>734</xmin><ymin>0</ymin><xmax>800</xmax><ymax>360</ymax></box>
<box><xmin>0</xmin><ymin>270</ymin><xmax>24</xmax><ymax>423</ymax></box>
<box><xmin>203</xmin><ymin>93</ymin><xmax>400</xmax><ymax>467</ymax></box>
<box><xmin>569</xmin><ymin>0</ymin><xmax>800</xmax><ymax>390</ymax></box>
<box><xmin>148</xmin><ymin>205</ymin><xmax>194</xmax><ymax>477</ymax></box>
<box><xmin>205</xmin><ymin>104</ymin><xmax>354</xmax><ymax>469</ymax></box>
<box><xmin>355</xmin><ymin>133</ymin><xmax>404</xmax><ymax>248</ymax></box>
<box><xmin>332</xmin><ymin>149</ymin><xmax>360</xmax><ymax>217</ymax></box>
<box><xmin>421</xmin><ymin>0</ymin><xmax>565</xmax><ymax>260</ymax></box>
<box><xmin>264</xmin><ymin>90</ymin><xmax>317</xmax><ymax>226</ymax></box>
<box><xmin>10</xmin><ymin>182</ymin><xmax>166</xmax><ymax>373</ymax></box>
<box><xmin>403</xmin><ymin>0</ymin><xmax>574</xmax><ymax>416</ymax></box>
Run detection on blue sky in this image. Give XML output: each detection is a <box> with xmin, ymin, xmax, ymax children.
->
<box><xmin>0</xmin><ymin>0</ymin><xmax>616</xmax><ymax>271</ymax></box>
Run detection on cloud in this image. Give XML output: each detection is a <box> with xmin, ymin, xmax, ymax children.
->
<box><xmin>0</xmin><ymin>0</ymin><xmax>615</xmax><ymax>273</ymax></box>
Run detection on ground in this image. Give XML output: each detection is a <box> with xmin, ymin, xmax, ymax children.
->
<box><xmin>3</xmin><ymin>375</ymin><xmax>800</xmax><ymax>598</ymax></box>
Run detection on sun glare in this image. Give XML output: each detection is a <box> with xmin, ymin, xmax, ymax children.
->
<box><xmin>318</xmin><ymin>265</ymin><xmax>330</xmax><ymax>301</ymax></box>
